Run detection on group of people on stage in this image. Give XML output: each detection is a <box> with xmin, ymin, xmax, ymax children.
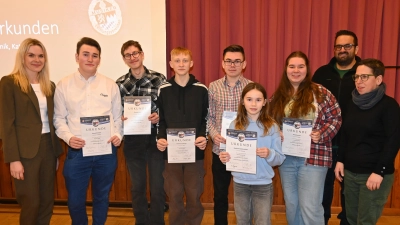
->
<box><xmin>0</xmin><ymin>29</ymin><xmax>399</xmax><ymax>225</ymax></box>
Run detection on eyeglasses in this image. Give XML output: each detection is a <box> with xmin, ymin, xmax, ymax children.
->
<box><xmin>352</xmin><ymin>74</ymin><xmax>375</xmax><ymax>81</ymax></box>
<box><xmin>223</xmin><ymin>60</ymin><xmax>243</xmax><ymax>67</ymax></box>
<box><xmin>334</xmin><ymin>44</ymin><xmax>355</xmax><ymax>51</ymax></box>
<box><xmin>123</xmin><ymin>51</ymin><xmax>142</xmax><ymax>59</ymax></box>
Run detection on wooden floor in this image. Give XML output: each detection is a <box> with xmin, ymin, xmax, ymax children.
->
<box><xmin>0</xmin><ymin>204</ymin><xmax>400</xmax><ymax>224</ymax></box>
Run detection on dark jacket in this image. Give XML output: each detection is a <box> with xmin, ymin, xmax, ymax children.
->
<box><xmin>312</xmin><ymin>56</ymin><xmax>361</xmax><ymax>146</ymax></box>
<box><xmin>0</xmin><ymin>75</ymin><xmax>63</xmax><ymax>163</ymax></box>
<box><xmin>157</xmin><ymin>74</ymin><xmax>208</xmax><ymax>160</ymax></box>
<box><xmin>338</xmin><ymin>95</ymin><xmax>400</xmax><ymax>176</ymax></box>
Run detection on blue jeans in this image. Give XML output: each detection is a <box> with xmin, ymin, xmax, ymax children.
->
<box><xmin>279</xmin><ymin>156</ymin><xmax>328</xmax><ymax>225</ymax></box>
<box><xmin>63</xmin><ymin>146</ymin><xmax>117</xmax><ymax>225</ymax></box>
<box><xmin>124</xmin><ymin>134</ymin><xmax>165</xmax><ymax>225</ymax></box>
<box><xmin>233</xmin><ymin>182</ymin><xmax>273</xmax><ymax>225</ymax></box>
<box><xmin>344</xmin><ymin>170</ymin><xmax>394</xmax><ymax>225</ymax></box>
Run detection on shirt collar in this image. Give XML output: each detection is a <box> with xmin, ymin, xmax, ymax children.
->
<box><xmin>129</xmin><ymin>66</ymin><xmax>150</xmax><ymax>81</ymax></box>
<box><xmin>223</xmin><ymin>75</ymin><xmax>244</xmax><ymax>87</ymax></box>
<box><xmin>76</xmin><ymin>69</ymin><xmax>97</xmax><ymax>81</ymax></box>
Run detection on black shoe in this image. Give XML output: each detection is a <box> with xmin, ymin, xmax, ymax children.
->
<box><xmin>337</xmin><ymin>212</ymin><xmax>350</xmax><ymax>225</ymax></box>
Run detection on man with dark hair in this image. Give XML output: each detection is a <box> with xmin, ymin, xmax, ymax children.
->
<box><xmin>116</xmin><ymin>40</ymin><xmax>166</xmax><ymax>225</ymax></box>
<box><xmin>76</xmin><ymin>37</ymin><xmax>102</xmax><ymax>55</ymax></box>
<box><xmin>208</xmin><ymin>44</ymin><xmax>252</xmax><ymax>225</ymax></box>
<box><xmin>54</xmin><ymin>37</ymin><xmax>122</xmax><ymax>224</ymax></box>
<box><xmin>312</xmin><ymin>30</ymin><xmax>360</xmax><ymax>225</ymax></box>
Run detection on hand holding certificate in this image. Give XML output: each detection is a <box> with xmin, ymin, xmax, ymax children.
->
<box><xmin>124</xmin><ymin>96</ymin><xmax>151</xmax><ymax>135</ymax></box>
<box><xmin>219</xmin><ymin>111</ymin><xmax>237</xmax><ymax>149</ymax></box>
<box><xmin>167</xmin><ymin>128</ymin><xmax>196</xmax><ymax>163</ymax></box>
<box><xmin>225</xmin><ymin>129</ymin><xmax>257</xmax><ymax>174</ymax></box>
<box><xmin>281</xmin><ymin>118</ymin><xmax>313</xmax><ymax>158</ymax></box>
<box><xmin>80</xmin><ymin>116</ymin><xmax>112</xmax><ymax>157</ymax></box>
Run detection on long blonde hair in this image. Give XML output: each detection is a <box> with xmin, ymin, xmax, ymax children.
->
<box><xmin>10</xmin><ymin>38</ymin><xmax>52</xmax><ymax>96</ymax></box>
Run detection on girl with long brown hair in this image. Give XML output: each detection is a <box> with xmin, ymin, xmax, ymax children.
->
<box><xmin>220</xmin><ymin>83</ymin><xmax>285</xmax><ymax>225</ymax></box>
<box><xmin>269</xmin><ymin>51</ymin><xmax>342</xmax><ymax>225</ymax></box>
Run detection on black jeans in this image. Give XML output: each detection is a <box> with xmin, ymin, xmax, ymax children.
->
<box><xmin>212</xmin><ymin>152</ymin><xmax>232</xmax><ymax>225</ymax></box>
<box><xmin>323</xmin><ymin>147</ymin><xmax>349</xmax><ymax>225</ymax></box>
<box><xmin>124</xmin><ymin>134</ymin><xmax>165</xmax><ymax>225</ymax></box>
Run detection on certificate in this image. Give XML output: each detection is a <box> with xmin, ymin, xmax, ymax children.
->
<box><xmin>219</xmin><ymin>111</ymin><xmax>237</xmax><ymax>149</ymax></box>
<box><xmin>80</xmin><ymin>115</ymin><xmax>112</xmax><ymax>157</ymax></box>
<box><xmin>167</xmin><ymin>128</ymin><xmax>196</xmax><ymax>163</ymax></box>
<box><xmin>124</xmin><ymin>96</ymin><xmax>151</xmax><ymax>135</ymax></box>
<box><xmin>225</xmin><ymin>129</ymin><xmax>257</xmax><ymax>174</ymax></box>
<box><xmin>282</xmin><ymin>118</ymin><xmax>313</xmax><ymax>158</ymax></box>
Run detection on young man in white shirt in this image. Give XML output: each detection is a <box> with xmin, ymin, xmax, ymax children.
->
<box><xmin>54</xmin><ymin>37</ymin><xmax>122</xmax><ymax>225</ymax></box>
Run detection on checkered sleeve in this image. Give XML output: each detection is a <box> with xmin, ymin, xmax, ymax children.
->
<box><xmin>207</xmin><ymin>84</ymin><xmax>218</xmax><ymax>140</ymax></box>
<box><xmin>317</xmin><ymin>87</ymin><xmax>342</xmax><ymax>144</ymax></box>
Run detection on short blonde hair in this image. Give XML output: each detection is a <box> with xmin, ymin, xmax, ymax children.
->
<box><xmin>10</xmin><ymin>38</ymin><xmax>52</xmax><ymax>96</ymax></box>
<box><xmin>170</xmin><ymin>47</ymin><xmax>192</xmax><ymax>60</ymax></box>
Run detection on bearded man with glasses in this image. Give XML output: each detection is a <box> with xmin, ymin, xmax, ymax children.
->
<box><xmin>312</xmin><ymin>30</ymin><xmax>361</xmax><ymax>225</ymax></box>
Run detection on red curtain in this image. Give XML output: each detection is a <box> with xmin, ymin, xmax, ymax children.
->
<box><xmin>166</xmin><ymin>0</ymin><xmax>400</xmax><ymax>101</ymax></box>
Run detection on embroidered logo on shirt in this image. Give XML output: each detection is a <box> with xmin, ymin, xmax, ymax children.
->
<box><xmin>100</xmin><ymin>93</ymin><xmax>108</xmax><ymax>97</ymax></box>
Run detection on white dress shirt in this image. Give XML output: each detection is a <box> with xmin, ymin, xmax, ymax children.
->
<box><xmin>54</xmin><ymin>71</ymin><xmax>123</xmax><ymax>145</ymax></box>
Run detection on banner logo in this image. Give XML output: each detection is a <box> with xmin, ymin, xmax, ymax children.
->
<box><xmin>88</xmin><ymin>0</ymin><xmax>122</xmax><ymax>35</ymax></box>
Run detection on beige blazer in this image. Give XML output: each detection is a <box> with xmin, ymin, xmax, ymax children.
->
<box><xmin>0</xmin><ymin>75</ymin><xmax>62</xmax><ymax>163</ymax></box>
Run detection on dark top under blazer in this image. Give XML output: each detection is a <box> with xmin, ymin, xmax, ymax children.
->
<box><xmin>0</xmin><ymin>75</ymin><xmax>63</xmax><ymax>163</ymax></box>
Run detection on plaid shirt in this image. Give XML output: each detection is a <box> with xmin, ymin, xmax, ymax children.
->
<box><xmin>208</xmin><ymin>76</ymin><xmax>252</xmax><ymax>154</ymax></box>
<box><xmin>116</xmin><ymin>66</ymin><xmax>166</xmax><ymax>113</ymax></box>
<box><xmin>307</xmin><ymin>85</ymin><xmax>342</xmax><ymax>168</ymax></box>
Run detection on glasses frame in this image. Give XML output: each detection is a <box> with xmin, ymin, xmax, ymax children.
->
<box><xmin>223</xmin><ymin>60</ymin><xmax>243</xmax><ymax>67</ymax></box>
<box><xmin>123</xmin><ymin>51</ymin><xmax>142</xmax><ymax>59</ymax></box>
<box><xmin>352</xmin><ymin>74</ymin><xmax>375</xmax><ymax>82</ymax></box>
<box><xmin>334</xmin><ymin>44</ymin><xmax>356</xmax><ymax>51</ymax></box>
